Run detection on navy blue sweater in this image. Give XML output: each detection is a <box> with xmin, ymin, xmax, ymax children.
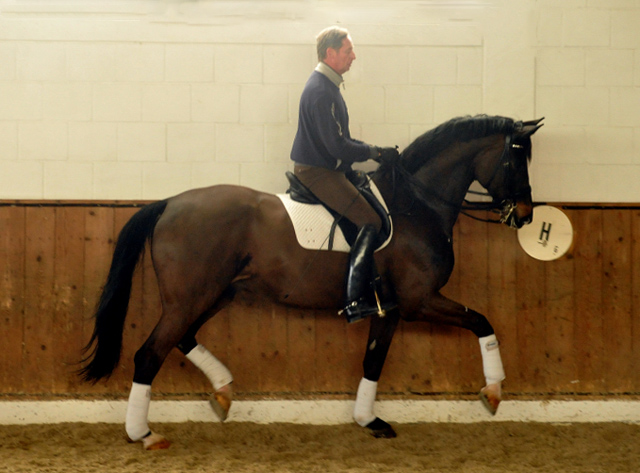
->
<box><xmin>291</xmin><ymin>70</ymin><xmax>371</xmax><ymax>171</ymax></box>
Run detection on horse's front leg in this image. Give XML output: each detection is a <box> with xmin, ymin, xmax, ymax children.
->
<box><xmin>354</xmin><ymin>308</ymin><xmax>400</xmax><ymax>438</ymax></box>
<box><xmin>411</xmin><ymin>292</ymin><xmax>505</xmax><ymax>415</ymax></box>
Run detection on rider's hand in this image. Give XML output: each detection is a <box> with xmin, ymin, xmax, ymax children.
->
<box><xmin>374</xmin><ymin>146</ymin><xmax>400</xmax><ymax>163</ymax></box>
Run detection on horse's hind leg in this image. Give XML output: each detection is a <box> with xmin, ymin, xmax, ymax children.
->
<box><xmin>177</xmin><ymin>291</ymin><xmax>235</xmax><ymax>421</ymax></box>
<box><xmin>354</xmin><ymin>309</ymin><xmax>400</xmax><ymax>438</ymax></box>
<box><xmin>126</xmin><ymin>313</ymin><xmax>188</xmax><ymax>450</ymax></box>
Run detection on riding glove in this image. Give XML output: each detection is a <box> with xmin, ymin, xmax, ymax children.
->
<box><xmin>373</xmin><ymin>146</ymin><xmax>400</xmax><ymax>163</ymax></box>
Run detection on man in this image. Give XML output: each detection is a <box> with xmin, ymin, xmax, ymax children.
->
<box><xmin>290</xmin><ymin>26</ymin><xmax>398</xmax><ymax>323</ymax></box>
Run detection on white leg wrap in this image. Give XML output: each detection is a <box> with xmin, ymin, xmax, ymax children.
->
<box><xmin>353</xmin><ymin>378</ymin><xmax>378</xmax><ymax>427</ymax></box>
<box><xmin>479</xmin><ymin>334</ymin><xmax>505</xmax><ymax>385</ymax></box>
<box><xmin>125</xmin><ymin>382</ymin><xmax>151</xmax><ymax>441</ymax></box>
<box><xmin>185</xmin><ymin>344</ymin><xmax>233</xmax><ymax>390</ymax></box>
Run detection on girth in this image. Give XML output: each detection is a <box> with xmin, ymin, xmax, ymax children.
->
<box><xmin>285</xmin><ymin>170</ymin><xmax>392</xmax><ymax>247</ymax></box>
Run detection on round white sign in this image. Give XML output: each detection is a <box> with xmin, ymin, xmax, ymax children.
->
<box><xmin>517</xmin><ymin>205</ymin><xmax>573</xmax><ymax>261</ymax></box>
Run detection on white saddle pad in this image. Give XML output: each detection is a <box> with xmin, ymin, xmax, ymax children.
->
<box><xmin>277</xmin><ymin>181</ymin><xmax>393</xmax><ymax>253</ymax></box>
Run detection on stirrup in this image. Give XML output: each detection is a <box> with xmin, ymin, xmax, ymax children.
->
<box><xmin>339</xmin><ymin>298</ymin><xmax>396</xmax><ymax>324</ymax></box>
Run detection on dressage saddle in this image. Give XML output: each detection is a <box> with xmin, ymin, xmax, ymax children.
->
<box><xmin>285</xmin><ymin>170</ymin><xmax>391</xmax><ymax>248</ymax></box>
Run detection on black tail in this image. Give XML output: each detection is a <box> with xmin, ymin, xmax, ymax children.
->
<box><xmin>79</xmin><ymin>200</ymin><xmax>168</xmax><ymax>383</ymax></box>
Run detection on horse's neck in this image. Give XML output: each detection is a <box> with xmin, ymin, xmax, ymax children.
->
<box><xmin>411</xmin><ymin>154</ymin><xmax>476</xmax><ymax>233</ymax></box>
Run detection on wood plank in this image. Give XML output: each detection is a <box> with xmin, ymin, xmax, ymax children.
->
<box><xmin>52</xmin><ymin>207</ymin><xmax>86</xmax><ymax>394</ymax></box>
<box><xmin>0</xmin><ymin>206</ymin><xmax>26</xmax><ymax>393</ymax></box>
<box><xmin>631</xmin><ymin>210</ymin><xmax>640</xmax><ymax>392</ymax></box>
<box><xmin>601</xmin><ymin>209</ymin><xmax>633</xmax><ymax>393</ymax></box>
<box><xmin>544</xmin><ymin>209</ymin><xmax>576</xmax><ymax>393</ymax></box>
<box><xmin>81</xmin><ymin>207</ymin><xmax>116</xmax><ymax>395</ymax></box>
<box><xmin>284</xmin><ymin>305</ymin><xmax>317</xmax><ymax>392</ymax></box>
<box><xmin>257</xmin><ymin>304</ymin><xmax>290</xmax><ymax>392</ymax></box>
<box><xmin>487</xmin><ymin>220</ymin><xmax>518</xmax><ymax>394</ymax></box>
<box><xmin>395</xmin><ymin>321</ymin><xmax>433</xmax><ymax>394</ymax></box>
<box><xmin>227</xmin><ymin>301</ymin><xmax>263</xmax><ymax>393</ymax></box>
<box><xmin>23</xmin><ymin>207</ymin><xmax>57</xmax><ymax>393</ymax></box>
<box><xmin>514</xmin><ymin>238</ymin><xmax>547</xmax><ymax>393</ymax></box>
<box><xmin>314</xmin><ymin>310</ymin><xmax>349</xmax><ymax>393</ymax></box>
<box><xmin>572</xmin><ymin>209</ymin><xmax>604</xmax><ymax>393</ymax></box>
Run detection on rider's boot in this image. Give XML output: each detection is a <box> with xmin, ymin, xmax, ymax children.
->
<box><xmin>340</xmin><ymin>224</ymin><xmax>396</xmax><ymax>323</ymax></box>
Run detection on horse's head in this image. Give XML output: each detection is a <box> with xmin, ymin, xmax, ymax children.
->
<box><xmin>475</xmin><ymin>118</ymin><xmax>543</xmax><ymax>229</ymax></box>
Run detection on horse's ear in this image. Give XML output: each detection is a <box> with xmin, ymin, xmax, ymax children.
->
<box><xmin>522</xmin><ymin>117</ymin><xmax>544</xmax><ymax>127</ymax></box>
<box><xmin>521</xmin><ymin>118</ymin><xmax>544</xmax><ymax>137</ymax></box>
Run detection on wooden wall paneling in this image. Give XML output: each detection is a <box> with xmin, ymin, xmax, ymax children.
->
<box><xmin>571</xmin><ymin>208</ymin><xmax>604</xmax><ymax>393</ymax></box>
<box><xmin>23</xmin><ymin>207</ymin><xmax>56</xmax><ymax>393</ymax></box>
<box><xmin>313</xmin><ymin>311</ymin><xmax>350</xmax><ymax>393</ymax></box>
<box><xmin>487</xmin><ymin>221</ymin><xmax>519</xmax><ymax>394</ymax></box>
<box><xmin>282</xmin><ymin>305</ymin><xmax>317</xmax><ymax>393</ymax></box>
<box><xmin>631</xmin><ymin>210</ymin><xmax>640</xmax><ymax>392</ymax></box>
<box><xmin>514</xmin><ymin>242</ymin><xmax>547</xmax><ymax>393</ymax></box>
<box><xmin>80</xmin><ymin>207</ymin><xmax>115</xmax><ymax>395</ymax></box>
<box><xmin>6</xmin><ymin>203</ymin><xmax>640</xmax><ymax>398</ymax></box>
<box><xmin>456</xmin><ymin>214</ymin><xmax>489</xmax><ymax>393</ymax></box>
<box><xmin>227</xmin><ymin>301</ymin><xmax>264</xmax><ymax>393</ymax></box>
<box><xmin>601</xmin><ymin>209</ymin><xmax>633</xmax><ymax>393</ymax></box>
<box><xmin>52</xmin><ymin>207</ymin><xmax>86</xmax><ymax>394</ymax></box>
<box><xmin>544</xmin><ymin>209</ymin><xmax>577</xmax><ymax>393</ymax></box>
<box><xmin>257</xmin><ymin>304</ymin><xmax>290</xmax><ymax>393</ymax></box>
<box><xmin>0</xmin><ymin>206</ymin><xmax>26</xmax><ymax>393</ymax></box>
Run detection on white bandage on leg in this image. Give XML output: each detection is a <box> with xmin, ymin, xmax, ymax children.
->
<box><xmin>185</xmin><ymin>344</ymin><xmax>233</xmax><ymax>390</ymax></box>
<box><xmin>479</xmin><ymin>334</ymin><xmax>505</xmax><ymax>385</ymax></box>
<box><xmin>125</xmin><ymin>382</ymin><xmax>152</xmax><ymax>441</ymax></box>
<box><xmin>353</xmin><ymin>378</ymin><xmax>378</xmax><ymax>427</ymax></box>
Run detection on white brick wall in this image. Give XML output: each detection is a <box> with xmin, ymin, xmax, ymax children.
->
<box><xmin>0</xmin><ymin>0</ymin><xmax>638</xmax><ymax>202</ymax></box>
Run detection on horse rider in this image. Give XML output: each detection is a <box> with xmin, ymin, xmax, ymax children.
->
<box><xmin>290</xmin><ymin>26</ymin><xmax>399</xmax><ymax>323</ymax></box>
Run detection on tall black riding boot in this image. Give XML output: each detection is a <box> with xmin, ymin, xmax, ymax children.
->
<box><xmin>340</xmin><ymin>225</ymin><xmax>395</xmax><ymax>323</ymax></box>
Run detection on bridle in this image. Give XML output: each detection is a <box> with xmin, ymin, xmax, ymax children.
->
<box><xmin>377</xmin><ymin>129</ymin><xmax>531</xmax><ymax>228</ymax></box>
<box><xmin>460</xmin><ymin>132</ymin><xmax>531</xmax><ymax>228</ymax></box>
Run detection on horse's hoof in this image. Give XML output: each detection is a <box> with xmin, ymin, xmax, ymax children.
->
<box><xmin>209</xmin><ymin>383</ymin><xmax>232</xmax><ymax>422</ymax></box>
<box><xmin>365</xmin><ymin>417</ymin><xmax>397</xmax><ymax>439</ymax></box>
<box><xmin>479</xmin><ymin>384</ymin><xmax>501</xmax><ymax>415</ymax></box>
<box><xmin>142</xmin><ymin>431</ymin><xmax>171</xmax><ymax>450</ymax></box>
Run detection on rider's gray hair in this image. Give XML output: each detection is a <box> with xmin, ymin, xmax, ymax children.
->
<box><xmin>316</xmin><ymin>26</ymin><xmax>350</xmax><ymax>62</ymax></box>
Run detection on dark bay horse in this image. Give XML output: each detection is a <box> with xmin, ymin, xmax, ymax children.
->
<box><xmin>81</xmin><ymin>115</ymin><xmax>543</xmax><ymax>449</ymax></box>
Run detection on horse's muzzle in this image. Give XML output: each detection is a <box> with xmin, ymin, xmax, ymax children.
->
<box><xmin>501</xmin><ymin>200</ymin><xmax>533</xmax><ymax>229</ymax></box>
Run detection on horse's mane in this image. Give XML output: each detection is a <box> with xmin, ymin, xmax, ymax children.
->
<box><xmin>374</xmin><ymin>115</ymin><xmax>521</xmax><ymax>215</ymax></box>
<box><xmin>397</xmin><ymin>115</ymin><xmax>517</xmax><ymax>174</ymax></box>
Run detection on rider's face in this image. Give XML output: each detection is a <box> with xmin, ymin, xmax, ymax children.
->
<box><xmin>325</xmin><ymin>36</ymin><xmax>356</xmax><ymax>75</ymax></box>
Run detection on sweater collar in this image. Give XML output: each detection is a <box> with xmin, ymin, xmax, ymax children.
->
<box><xmin>315</xmin><ymin>62</ymin><xmax>344</xmax><ymax>88</ymax></box>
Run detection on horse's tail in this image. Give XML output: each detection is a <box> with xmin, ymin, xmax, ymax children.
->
<box><xmin>79</xmin><ymin>199</ymin><xmax>168</xmax><ymax>383</ymax></box>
